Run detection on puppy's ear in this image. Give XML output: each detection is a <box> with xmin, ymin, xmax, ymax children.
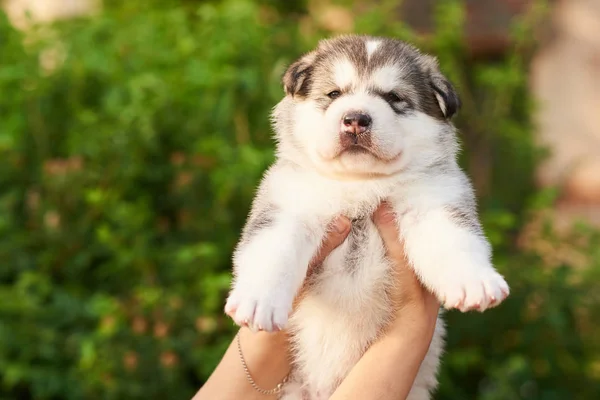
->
<box><xmin>423</xmin><ymin>56</ymin><xmax>461</xmax><ymax>119</ymax></box>
<box><xmin>282</xmin><ymin>51</ymin><xmax>317</xmax><ymax>98</ymax></box>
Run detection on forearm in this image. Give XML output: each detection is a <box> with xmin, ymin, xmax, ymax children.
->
<box><xmin>330</xmin><ymin>317</ymin><xmax>437</xmax><ymax>400</ymax></box>
<box><xmin>192</xmin><ymin>328</ymin><xmax>290</xmax><ymax>400</ymax></box>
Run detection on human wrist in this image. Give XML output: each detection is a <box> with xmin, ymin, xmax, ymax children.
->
<box><xmin>237</xmin><ymin>328</ymin><xmax>291</xmax><ymax>389</ymax></box>
<box><xmin>375</xmin><ymin>324</ymin><xmax>433</xmax><ymax>371</ymax></box>
<box><xmin>330</xmin><ymin>316</ymin><xmax>437</xmax><ymax>400</ymax></box>
<box><xmin>386</xmin><ymin>306</ymin><xmax>439</xmax><ymax>350</ymax></box>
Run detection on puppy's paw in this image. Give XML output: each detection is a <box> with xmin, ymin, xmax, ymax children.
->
<box><xmin>224</xmin><ymin>284</ymin><xmax>292</xmax><ymax>332</ymax></box>
<box><xmin>439</xmin><ymin>269</ymin><xmax>509</xmax><ymax>312</ymax></box>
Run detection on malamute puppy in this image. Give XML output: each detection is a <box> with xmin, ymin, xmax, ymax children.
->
<box><xmin>225</xmin><ymin>35</ymin><xmax>509</xmax><ymax>400</ymax></box>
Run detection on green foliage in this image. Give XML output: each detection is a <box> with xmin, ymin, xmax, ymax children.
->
<box><xmin>0</xmin><ymin>0</ymin><xmax>598</xmax><ymax>399</ymax></box>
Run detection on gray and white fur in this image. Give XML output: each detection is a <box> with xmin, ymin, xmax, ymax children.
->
<box><xmin>225</xmin><ymin>35</ymin><xmax>509</xmax><ymax>400</ymax></box>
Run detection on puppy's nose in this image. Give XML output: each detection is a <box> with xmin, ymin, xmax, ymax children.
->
<box><xmin>342</xmin><ymin>112</ymin><xmax>372</xmax><ymax>135</ymax></box>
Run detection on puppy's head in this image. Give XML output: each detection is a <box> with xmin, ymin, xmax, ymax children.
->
<box><xmin>273</xmin><ymin>35</ymin><xmax>461</xmax><ymax>178</ymax></box>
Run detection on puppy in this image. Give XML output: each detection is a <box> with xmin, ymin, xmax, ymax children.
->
<box><xmin>225</xmin><ymin>35</ymin><xmax>509</xmax><ymax>400</ymax></box>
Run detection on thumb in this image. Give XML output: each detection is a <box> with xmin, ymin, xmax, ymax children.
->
<box><xmin>308</xmin><ymin>216</ymin><xmax>351</xmax><ymax>273</ymax></box>
<box><xmin>372</xmin><ymin>202</ymin><xmax>405</xmax><ymax>260</ymax></box>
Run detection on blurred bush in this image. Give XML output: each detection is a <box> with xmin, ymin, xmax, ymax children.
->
<box><xmin>0</xmin><ymin>0</ymin><xmax>598</xmax><ymax>399</ymax></box>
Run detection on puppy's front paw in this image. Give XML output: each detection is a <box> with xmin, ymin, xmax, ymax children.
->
<box><xmin>440</xmin><ymin>269</ymin><xmax>509</xmax><ymax>312</ymax></box>
<box><xmin>224</xmin><ymin>284</ymin><xmax>292</xmax><ymax>332</ymax></box>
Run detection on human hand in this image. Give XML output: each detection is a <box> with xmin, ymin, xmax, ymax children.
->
<box><xmin>329</xmin><ymin>204</ymin><xmax>441</xmax><ymax>400</ymax></box>
<box><xmin>309</xmin><ymin>216</ymin><xmax>352</xmax><ymax>272</ymax></box>
<box><xmin>293</xmin><ymin>216</ymin><xmax>352</xmax><ymax>308</ymax></box>
<box><xmin>301</xmin><ymin>213</ymin><xmax>438</xmax><ymax>400</ymax></box>
<box><xmin>225</xmin><ymin>215</ymin><xmax>351</xmax><ymax>331</ymax></box>
<box><xmin>372</xmin><ymin>203</ymin><xmax>440</xmax><ymax>338</ymax></box>
<box><xmin>204</xmin><ymin>220</ymin><xmax>352</xmax><ymax>400</ymax></box>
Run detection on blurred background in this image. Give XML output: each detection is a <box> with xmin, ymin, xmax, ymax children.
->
<box><xmin>1</xmin><ymin>0</ymin><xmax>599</xmax><ymax>399</ymax></box>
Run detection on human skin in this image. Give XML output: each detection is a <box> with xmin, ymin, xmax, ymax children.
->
<box><xmin>193</xmin><ymin>203</ymin><xmax>440</xmax><ymax>400</ymax></box>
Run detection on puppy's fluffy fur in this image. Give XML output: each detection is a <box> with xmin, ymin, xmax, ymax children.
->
<box><xmin>225</xmin><ymin>35</ymin><xmax>509</xmax><ymax>400</ymax></box>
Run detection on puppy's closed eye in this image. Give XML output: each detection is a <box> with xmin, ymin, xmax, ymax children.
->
<box><xmin>378</xmin><ymin>91</ymin><xmax>412</xmax><ymax>113</ymax></box>
<box><xmin>383</xmin><ymin>92</ymin><xmax>403</xmax><ymax>103</ymax></box>
<box><xmin>327</xmin><ymin>90</ymin><xmax>342</xmax><ymax>100</ymax></box>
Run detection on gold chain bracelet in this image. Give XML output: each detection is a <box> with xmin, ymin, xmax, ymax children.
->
<box><xmin>236</xmin><ymin>332</ymin><xmax>289</xmax><ymax>396</ymax></box>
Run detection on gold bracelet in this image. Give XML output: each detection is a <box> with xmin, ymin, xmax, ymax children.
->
<box><xmin>236</xmin><ymin>332</ymin><xmax>289</xmax><ymax>396</ymax></box>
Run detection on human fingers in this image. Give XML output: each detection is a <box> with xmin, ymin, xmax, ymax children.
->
<box><xmin>308</xmin><ymin>216</ymin><xmax>351</xmax><ymax>274</ymax></box>
<box><xmin>372</xmin><ymin>203</ymin><xmax>439</xmax><ymax>312</ymax></box>
<box><xmin>372</xmin><ymin>203</ymin><xmax>405</xmax><ymax>260</ymax></box>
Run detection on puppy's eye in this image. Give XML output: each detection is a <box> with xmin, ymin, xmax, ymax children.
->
<box><xmin>384</xmin><ymin>92</ymin><xmax>402</xmax><ymax>103</ymax></box>
<box><xmin>327</xmin><ymin>90</ymin><xmax>341</xmax><ymax>99</ymax></box>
